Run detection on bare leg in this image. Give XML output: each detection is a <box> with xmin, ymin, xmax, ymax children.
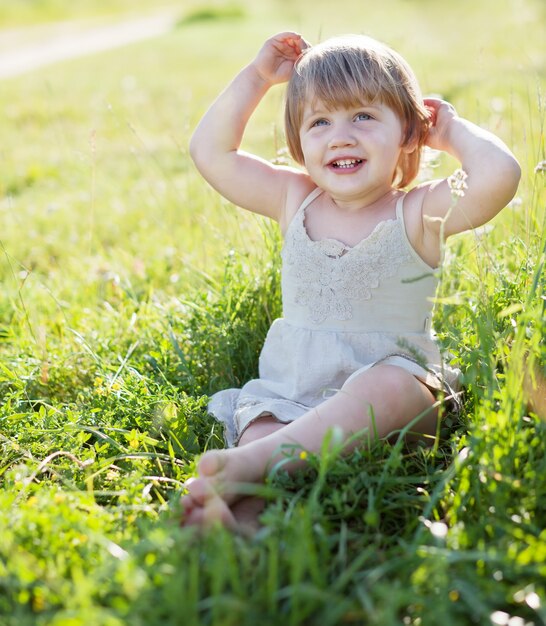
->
<box><xmin>181</xmin><ymin>365</ymin><xmax>437</xmax><ymax>531</ymax></box>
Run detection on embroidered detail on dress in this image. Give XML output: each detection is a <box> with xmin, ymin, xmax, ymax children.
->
<box><xmin>282</xmin><ymin>209</ymin><xmax>413</xmax><ymax>324</ymax></box>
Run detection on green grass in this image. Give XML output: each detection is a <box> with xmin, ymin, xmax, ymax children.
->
<box><xmin>0</xmin><ymin>0</ymin><xmax>180</xmax><ymax>27</ymax></box>
<box><xmin>0</xmin><ymin>0</ymin><xmax>545</xmax><ymax>624</ymax></box>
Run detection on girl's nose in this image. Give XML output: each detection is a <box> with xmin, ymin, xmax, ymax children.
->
<box><xmin>327</xmin><ymin>125</ymin><xmax>357</xmax><ymax>149</ymax></box>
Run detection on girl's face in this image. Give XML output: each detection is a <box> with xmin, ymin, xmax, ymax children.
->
<box><xmin>298</xmin><ymin>97</ymin><xmax>408</xmax><ymax>207</ymax></box>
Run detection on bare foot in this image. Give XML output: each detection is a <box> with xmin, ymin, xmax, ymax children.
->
<box><xmin>181</xmin><ymin>475</ymin><xmax>240</xmax><ymax>532</ymax></box>
<box><xmin>230</xmin><ymin>496</ymin><xmax>266</xmax><ymax>534</ymax></box>
<box><xmin>180</xmin><ymin>447</ymin><xmax>266</xmax><ymax>534</ymax></box>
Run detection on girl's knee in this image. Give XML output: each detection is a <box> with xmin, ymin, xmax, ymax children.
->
<box><xmin>341</xmin><ymin>364</ymin><xmax>434</xmax><ymax>413</ymax></box>
<box><xmin>343</xmin><ymin>364</ymin><xmax>413</xmax><ymax>394</ymax></box>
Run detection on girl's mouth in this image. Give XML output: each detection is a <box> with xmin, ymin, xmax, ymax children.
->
<box><xmin>329</xmin><ymin>158</ymin><xmax>364</xmax><ymax>170</ymax></box>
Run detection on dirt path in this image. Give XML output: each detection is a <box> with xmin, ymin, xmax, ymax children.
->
<box><xmin>0</xmin><ymin>9</ymin><xmax>179</xmax><ymax>80</ymax></box>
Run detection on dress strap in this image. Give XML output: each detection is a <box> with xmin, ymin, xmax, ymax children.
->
<box><xmin>395</xmin><ymin>193</ymin><xmax>406</xmax><ymax>221</ymax></box>
<box><xmin>394</xmin><ymin>192</ymin><xmax>436</xmax><ymax>271</ymax></box>
<box><xmin>282</xmin><ymin>187</ymin><xmax>324</xmax><ymax>238</ymax></box>
<box><xmin>299</xmin><ymin>187</ymin><xmax>324</xmax><ymax>212</ymax></box>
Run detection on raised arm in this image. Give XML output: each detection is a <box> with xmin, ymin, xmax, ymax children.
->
<box><xmin>189</xmin><ymin>32</ymin><xmax>310</xmax><ymax>222</ymax></box>
<box><xmin>419</xmin><ymin>98</ymin><xmax>521</xmax><ymax>239</ymax></box>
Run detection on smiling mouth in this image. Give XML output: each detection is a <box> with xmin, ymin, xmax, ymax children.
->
<box><xmin>330</xmin><ymin>158</ymin><xmax>364</xmax><ymax>169</ymax></box>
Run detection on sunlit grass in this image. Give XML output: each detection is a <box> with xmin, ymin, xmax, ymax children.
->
<box><xmin>0</xmin><ymin>0</ymin><xmax>545</xmax><ymax>624</ymax></box>
<box><xmin>0</xmin><ymin>0</ymin><xmax>180</xmax><ymax>27</ymax></box>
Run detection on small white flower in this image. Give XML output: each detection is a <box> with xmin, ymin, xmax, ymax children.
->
<box><xmin>534</xmin><ymin>160</ymin><xmax>546</xmax><ymax>173</ymax></box>
<box><xmin>271</xmin><ymin>147</ymin><xmax>291</xmax><ymax>166</ymax></box>
<box><xmin>429</xmin><ymin>521</ymin><xmax>448</xmax><ymax>539</ymax></box>
<box><xmin>473</xmin><ymin>224</ymin><xmax>495</xmax><ymax>239</ymax></box>
<box><xmin>508</xmin><ymin>197</ymin><xmax>522</xmax><ymax>209</ymax></box>
<box><xmin>525</xmin><ymin>591</ymin><xmax>541</xmax><ymax>610</ymax></box>
<box><xmin>447</xmin><ymin>168</ymin><xmax>469</xmax><ymax>197</ymax></box>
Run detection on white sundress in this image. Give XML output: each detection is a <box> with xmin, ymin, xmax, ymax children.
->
<box><xmin>209</xmin><ymin>187</ymin><xmax>461</xmax><ymax>447</ymax></box>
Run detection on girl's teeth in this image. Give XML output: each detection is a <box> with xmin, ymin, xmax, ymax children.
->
<box><xmin>333</xmin><ymin>159</ymin><xmax>361</xmax><ymax>168</ymax></box>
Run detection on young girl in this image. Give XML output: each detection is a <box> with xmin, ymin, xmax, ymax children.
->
<box><xmin>183</xmin><ymin>32</ymin><xmax>520</xmax><ymax>532</ymax></box>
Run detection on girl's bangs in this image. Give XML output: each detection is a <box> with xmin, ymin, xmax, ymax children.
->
<box><xmin>298</xmin><ymin>56</ymin><xmax>395</xmax><ymax>113</ymax></box>
<box><xmin>308</xmin><ymin>79</ymin><xmax>381</xmax><ymax>111</ymax></box>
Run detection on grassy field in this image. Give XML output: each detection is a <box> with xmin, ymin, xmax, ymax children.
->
<box><xmin>0</xmin><ymin>0</ymin><xmax>545</xmax><ymax>624</ymax></box>
<box><xmin>0</xmin><ymin>1</ymin><xmax>179</xmax><ymax>27</ymax></box>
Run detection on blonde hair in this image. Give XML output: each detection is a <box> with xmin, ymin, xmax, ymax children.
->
<box><xmin>284</xmin><ymin>35</ymin><xmax>430</xmax><ymax>189</ymax></box>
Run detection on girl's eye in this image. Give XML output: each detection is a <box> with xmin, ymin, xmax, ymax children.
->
<box><xmin>311</xmin><ymin>118</ymin><xmax>329</xmax><ymax>128</ymax></box>
<box><xmin>355</xmin><ymin>112</ymin><xmax>372</xmax><ymax>121</ymax></box>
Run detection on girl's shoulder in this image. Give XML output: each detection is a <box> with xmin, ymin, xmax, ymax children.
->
<box><xmin>280</xmin><ymin>173</ymin><xmax>317</xmax><ymax>234</ymax></box>
<box><xmin>403</xmin><ymin>183</ymin><xmax>430</xmax><ymax>214</ymax></box>
<box><xmin>400</xmin><ymin>183</ymin><xmax>443</xmax><ymax>268</ymax></box>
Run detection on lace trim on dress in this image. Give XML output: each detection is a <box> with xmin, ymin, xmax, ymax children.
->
<box><xmin>282</xmin><ymin>201</ymin><xmax>413</xmax><ymax>324</ymax></box>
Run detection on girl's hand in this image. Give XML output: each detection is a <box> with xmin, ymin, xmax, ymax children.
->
<box><xmin>252</xmin><ymin>32</ymin><xmax>310</xmax><ymax>86</ymax></box>
<box><xmin>423</xmin><ymin>98</ymin><xmax>458</xmax><ymax>152</ymax></box>
<box><xmin>419</xmin><ymin>95</ymin><xmax>520</xmax><ymax>245</ymax></box>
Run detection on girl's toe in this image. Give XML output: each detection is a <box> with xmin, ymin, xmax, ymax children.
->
<box><xmin>197</xmin><ymin>450</ymin><xmax>226</xmax><ymax>477</ymax></box>
<box><xmin>184</xmin><ymin>476</ymin><xmax>216</xmax><ymax>506</ymax></box>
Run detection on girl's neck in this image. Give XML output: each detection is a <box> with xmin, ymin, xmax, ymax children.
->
<box><xmin>328</xmin><ymin>187</ymin><xmax>400</xmax><ymax>214</ymax></box>
<box><xmin>303</xmin><ymin>186</ymin><xmax>403</xmax><ymax>248</ymax></box>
